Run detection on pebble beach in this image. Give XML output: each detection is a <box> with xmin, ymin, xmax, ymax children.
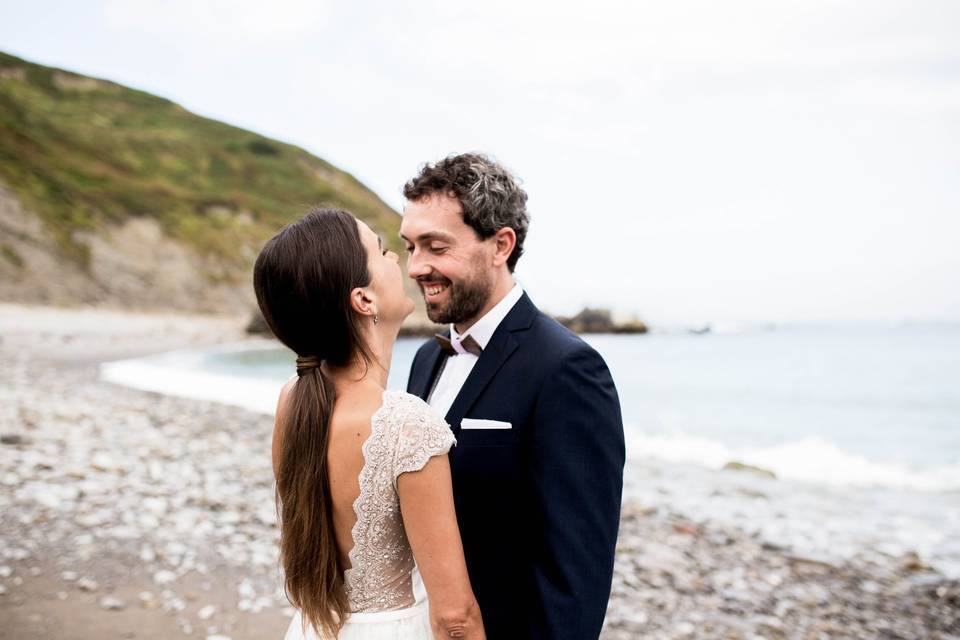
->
<box><xmin>1</xmin><ymin>304</ymin><xmax>958</xmax><ymax>639</ymax></box>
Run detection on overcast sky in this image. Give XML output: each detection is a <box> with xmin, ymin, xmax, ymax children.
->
<box><xmin>2</xmin><ymin>0</ymin><xmax>958</xmax><ymax>326</ymax></box>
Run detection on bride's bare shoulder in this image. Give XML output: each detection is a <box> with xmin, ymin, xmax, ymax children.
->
<box><xmin>276</xmin><ymin>375</ymin><xmax>298</xmax><ymax>412</ymax></box>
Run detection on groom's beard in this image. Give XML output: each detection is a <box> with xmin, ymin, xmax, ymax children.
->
<box><xmin>422</xmin><ymin>270</ymin><xmax>491</xmax><ymax>325</ymax></box>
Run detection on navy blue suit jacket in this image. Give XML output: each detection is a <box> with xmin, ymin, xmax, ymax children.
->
<box><xmin>406</xmin><ymin>292</ymin><xmax>625</xmax><ymax>639</ymax></box>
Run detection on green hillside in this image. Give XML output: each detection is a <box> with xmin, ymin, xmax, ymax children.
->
<box><xmin>0</xmin><ymin>50</ymin><xmax>401</xmax><ymax>271</ymax></box>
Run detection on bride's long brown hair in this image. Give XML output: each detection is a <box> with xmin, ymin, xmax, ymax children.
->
<box><xmin>253</xmin><ymin>207</ymin><xmax>373</xmax><ymax>638</ymax></box>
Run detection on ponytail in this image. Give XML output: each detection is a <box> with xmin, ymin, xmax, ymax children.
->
<box><xmin>276</xmin><ymin>358</ymin><xmax>350</xmax><ymax>638</ymax></box>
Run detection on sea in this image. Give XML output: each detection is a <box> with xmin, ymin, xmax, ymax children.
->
<box><xmin>101</xmin><ymin>322</ymin><xmax>960</xmax><ymax>577</ymax></box>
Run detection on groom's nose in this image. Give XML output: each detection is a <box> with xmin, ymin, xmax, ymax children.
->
<box><xmin>406</xmin><ymin>248</ymin><xmax>430</xmax><ymax>280</ymax></box>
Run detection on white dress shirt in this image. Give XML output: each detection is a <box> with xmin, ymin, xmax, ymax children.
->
<box><xmin>427</xmin><ymin>282</ymin><xmax>524</xmax><ymax>419</ymax></box>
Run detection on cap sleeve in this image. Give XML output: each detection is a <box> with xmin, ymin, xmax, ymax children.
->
<box><xmin>392</xmin><ymin>395</ymin><xmax>456</xmax><ymax>486</ymax></box>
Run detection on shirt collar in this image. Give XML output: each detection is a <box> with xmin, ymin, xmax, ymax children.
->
<box><xmin>450</xmin><ymin>281</ymin><xmax>524</xmax><ymax>350</ymax></box>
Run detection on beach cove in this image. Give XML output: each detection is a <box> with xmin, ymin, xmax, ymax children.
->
<box><xmin>1</xmin><ymin>305</ymin><xmax>958</xmax><ymax>639</ymax></box>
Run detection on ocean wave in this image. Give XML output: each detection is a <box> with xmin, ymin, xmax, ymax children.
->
<box><xmin>626</xmin><ymin>429</ymin><xmax>960</xmax><ymax>492</ymax></box>
<box><xmin>100</xmin><ymin>347</ymin><xmax>284</xmax><ymax>415</ymax></box>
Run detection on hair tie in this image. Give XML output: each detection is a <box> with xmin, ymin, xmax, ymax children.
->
<box><xmin>296</xmin><ymin>355</ymin><xmax>322</xmax><ymax>377</ymax></box>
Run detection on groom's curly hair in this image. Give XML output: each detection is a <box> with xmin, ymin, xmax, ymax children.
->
<box><xmin>403</xmin><ymin>152</ymin><xmax>530</xmax><ymax>272</ymax></box>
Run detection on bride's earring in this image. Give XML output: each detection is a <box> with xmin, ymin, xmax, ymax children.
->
<box><xmin>373</xmin><ymin>314</ymin><xmax>379</xmax><ymax>325</ymax></box>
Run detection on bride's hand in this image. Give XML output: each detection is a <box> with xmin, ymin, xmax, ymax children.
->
<box><xmin>431</xmin><ymin>598</ymin><xmax>485</xmax><ymax>639</ymax></box>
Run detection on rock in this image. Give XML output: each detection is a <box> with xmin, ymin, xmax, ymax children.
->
<box><xmin>90</xmin><ymin>452</ymin><xmax>119</xmax><ymax>472</ymax></box>
<box><xmin>77</xmin><ymin>577</ymin><xmax>99</xmax><ymax>591</ymax></box>
<box><xmin>673</xmin><ymin>621</ymin><xmax>696</xmax><ymax>636</ymax></box>
<box><xmin>100</xmin><ymin>596</ymin><xmax>126</xmax><ymax>610</ymax></box>
<box><xmin>672</xmin><ymin>521</ymin><xmax>700</xmax><ymax>536</ymax></box>
<box><xmin>555</xmin><ymin>307</ymin><xmax>649</xmax><ymax>334</ymax></box>
<box><xmin>154</xmin><ymin>570</ymin><xmax>177</xmax><ymax>585</ymax></box>
<box><xmin>792</xmin><ymin>583</ymin><xmax>831</xmax><ymax>607</ymax></box>
<box><xmin>0</xmin><ymin>433</ymin><xmax>27</xmax><ymax>445</ymax></box>
<box><xmin>162</xmin><ymin>595</ymin><xmax>186</xmax><ymax>612</ymax></box>
<box><xmin>237</xmin><ymin>578</ymin><xmax>256</xmax><ymax>599</ymax></box>
<box><xmin>899</xmin><ymin>551</ymin><xmax>929</xmax><ymax>572</ymax></box>
<box><xmin>139</xmin><ymin>591</ymin><xmax>159</xmax><ymax>610</ymax></box>
<box><xmin>0</xmin><ymin>566</ymin><xmax>11</xmax><ymax>578</ymax></box>
<box><xmin>197</xmin><ymin>604</ymin><xmax>217</xmax><ymax>620</ymax></box>
<box><xmin>860</xmin><ymin>579</ymin><xmax>881</xmax><ymax>594</ymax></box>
<box><xmin>721</xmin><ymin>461</ymin><xmax>777</xmax><ymax>479</ymax></box>
<box><xmin>907</xmin><ymin>572</ymin><xmax>945</xmax><ymax>587</ymax></box>
<box><xmin>752</xmin><ymin>614</ymin><xmax>784</xmax><ymax>634</ymax></box>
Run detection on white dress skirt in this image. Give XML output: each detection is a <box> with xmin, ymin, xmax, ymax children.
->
<box><xmin>283</xmin><ymin>598</ymin><xmax>432</xmax><ymax>640</ymax></box>
<box><xmin>283</xmin><ymin>566</ymin><xmax>433</xmax><ymax>640</ymax></box>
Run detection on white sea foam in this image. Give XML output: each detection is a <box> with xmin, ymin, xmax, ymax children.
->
<box><xmin>100</xmin><ymin>341</ymin><xmax>284</xmax><ymax>415</ymax></box>
<box><xmin>627</xmin><ymin>428</ymin><xmax>960</xmax><ymax>492</ymax></box>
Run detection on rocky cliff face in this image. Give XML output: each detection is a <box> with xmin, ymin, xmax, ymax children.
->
<box><xmin>0</xmin><ymin>184</ymin><xmax>257</xmax><ymax>313</ymax></box>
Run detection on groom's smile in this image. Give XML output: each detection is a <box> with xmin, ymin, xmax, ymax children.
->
<box><xmin>424</xmin><ymin>284</ymin><xmax>447</xmax><ymax>302</ymax></box>
<box><xmin>420</xmin><ymin>275</ymin><xmax>451</xmax><ymax>300</ymax></box>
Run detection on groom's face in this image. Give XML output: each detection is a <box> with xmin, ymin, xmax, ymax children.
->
<box><xmin>400</xmin><ymin>193</ymin><xmax>493</xmax><ymax>325</ymax></box>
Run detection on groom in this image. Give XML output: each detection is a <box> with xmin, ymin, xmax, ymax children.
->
<box><xmin>400</xmin><ymin>153</ymin><xmax>625</xmax><ymax>639</ymax></box>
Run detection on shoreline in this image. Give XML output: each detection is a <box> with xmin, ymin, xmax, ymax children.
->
<box><xmin>1</xmin><ymin>304</ymin><xmax>957</xmax><ymax>639</ymax></box>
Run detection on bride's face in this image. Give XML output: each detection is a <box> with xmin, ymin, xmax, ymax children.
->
<box><xmin>356</xmin><ymin>220</ymin><xmax>415</xmax><ymax>324</ymax></box>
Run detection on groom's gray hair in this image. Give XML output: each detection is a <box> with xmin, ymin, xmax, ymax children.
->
<box><xmin>403</xmin><ymin>152</ymin><xmax>529</xmax><ymax>272</ymax></box>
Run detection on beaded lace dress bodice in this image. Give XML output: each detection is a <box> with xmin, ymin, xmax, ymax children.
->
<box><xmin>343</xmin><ymin>390</ymin><xmax>455</xmax><ymax>613</ymax></box>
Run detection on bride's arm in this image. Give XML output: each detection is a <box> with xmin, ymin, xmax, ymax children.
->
<box><xmin>398</xmin><ymin>455</ymin><xmax>485</xmax><ymax>639</ymax></box>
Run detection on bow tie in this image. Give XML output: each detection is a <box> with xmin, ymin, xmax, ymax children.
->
<box><xmin>434</xmin><ymin>333</ymin><xmax>483</xmax><ymax>357</ymax></box>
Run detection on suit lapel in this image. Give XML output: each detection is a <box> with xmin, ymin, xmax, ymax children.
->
<box><xmin>409</xmin><ymin>334</ymin><xmax>447</xmax><ymax>401</ymax></box>
<box><xmin>444</xmin><ymin>293</ymin><xmax>537</xmax><ymax>432</ymax></box>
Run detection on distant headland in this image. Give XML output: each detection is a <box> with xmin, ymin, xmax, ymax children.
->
<box><xmin>248</xmin><ymin>306</ymin><xmax>649</xmax><ymax>337</ymax></box>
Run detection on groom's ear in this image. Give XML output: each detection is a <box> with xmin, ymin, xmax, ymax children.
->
<box><xmin>491</xmin><ymin>227</ymin><xmax>517</xmax><ymax>268</ymax></box>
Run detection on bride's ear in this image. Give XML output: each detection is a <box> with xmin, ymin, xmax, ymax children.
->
<box><xmin>349</xmin><ymin>286</ymin><xmax>377</xmax><ymax>321</ymax></box>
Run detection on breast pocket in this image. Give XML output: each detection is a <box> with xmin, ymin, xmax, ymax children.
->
<box><xmin>450</xmin><ymin>419</ymin><xmax>520</xmax><ymax>480</ymax></box>
<box><xmin>455</xmin><ymin>418</ymin><xmax>518</xmax><ymax>447</ymax></box>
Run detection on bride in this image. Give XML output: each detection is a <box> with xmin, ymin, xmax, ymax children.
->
<box><xmin>253</xmin><ymin>208</ymin><xmax>485</xmax><ymax>639</ymax></box>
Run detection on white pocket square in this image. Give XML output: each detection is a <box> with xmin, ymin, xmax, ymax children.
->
<box><xmin>461</xmin><ymin>418</ymin><xmax>512</xmax><ymax>430</ymax></box>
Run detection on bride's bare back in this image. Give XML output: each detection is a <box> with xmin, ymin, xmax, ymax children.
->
<box><xmin>324</xmin><ymin>385</ymin><xmax>384</xmax><ymax>569</ymax></box>
<box><xmin>272</xmin><ymin>378</ymin><xmax>483</xmax><ymax>634</ymax></box>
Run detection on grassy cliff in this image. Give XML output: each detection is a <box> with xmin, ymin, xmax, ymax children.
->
<box><xmin>0</xmin><ymin>50</ymin><xmax>408</xmax><ymax>313</ymax></box>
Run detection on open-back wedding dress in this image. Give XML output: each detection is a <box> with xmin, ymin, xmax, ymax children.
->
<box><xmin>283</xmin><ymin>390</ymin><xmax>455</xmax><ymax>640</ymax></box>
